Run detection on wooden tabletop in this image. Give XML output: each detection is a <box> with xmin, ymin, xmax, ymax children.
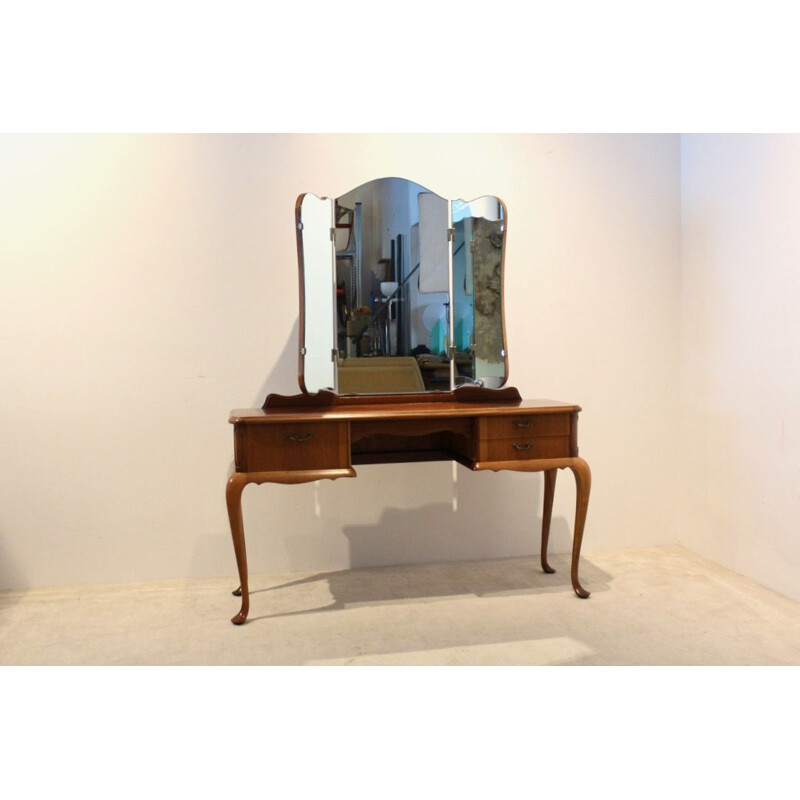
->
<box><xmin>230</xmin><ymin>399</ymin><xmax>581</xmax><ymax>425</ymax></box>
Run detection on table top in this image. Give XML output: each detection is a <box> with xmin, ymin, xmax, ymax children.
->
<box><xmin>230</xmin><ymin>398</ymin><xmax>581</xmax><ymax>425</ymax></box>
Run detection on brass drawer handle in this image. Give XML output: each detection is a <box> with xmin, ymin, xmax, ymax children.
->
<box><xmin>286</xmin><ymin>432</ymin><xmax>314</xmax><ymax>443</ymax></box>
<box><xmin>513</xmin><ymin>442</ymin><xmax>532</xmax><ymax>451</ymax></box>
<box><xmin>513</xmin><ymin>419</ymin><xmax>532</xmax><ymax>428</ymax></box>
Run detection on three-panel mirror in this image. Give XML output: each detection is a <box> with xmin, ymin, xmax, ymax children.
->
<box><xmin>297</xmin><ymin>177</ymin><xmax>508</xmax><ymax>395</ymax></box>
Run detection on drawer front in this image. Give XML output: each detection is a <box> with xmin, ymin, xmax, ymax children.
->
<box><xmin>236</xmin><ymin>421</ymin><xmax>349</xmax><ymax>472</ymax></box>
<box><xmin>485</xmin><ymin>435</ymin><xmax>571</xmax><ymax>462</ymax></box>
<box><xmin>485</xmin><ymin>413</ymin><xmax>570</xmax><ymax>440</ymax></box>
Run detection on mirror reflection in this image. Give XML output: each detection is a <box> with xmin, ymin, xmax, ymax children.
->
<box><xmin>334</xmin><ymin>178</ymin><xmax>451</xmax><ymax>392</ymax></box>
<box><xmin>452</xmin><ymin>196</ymin><xmax>507</xmax><ymax>388</ymax></box>
<box><xmin>297</xmin><ymin>177</ymin><xmax>508</xmax><ymax>395</ymax></box>
<box><xmin>297</xmin><ymin>193</ymin><xmax>336</xmax><ymax>393</ymax></box>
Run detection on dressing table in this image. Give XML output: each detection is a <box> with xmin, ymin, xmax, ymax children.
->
<box><xmin>226</xmin><ymin>178</ymin><xmax>591</xmax><ymax>624</ymax></box>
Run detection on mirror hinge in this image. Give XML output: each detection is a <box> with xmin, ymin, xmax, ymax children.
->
<box><xmin>447</xmin><ymin>227</ymin><xmax>455</xmax><ymax>241</ymax></box>
<box><xmin>331</xmin><ymin>349</ymin><xmax>339</xmax><ymax>362</ymax></box>
<box><xmin>330</xmin><ymin>227</ymin><xmax>336</xmax><ymax>241</ymax></box>
<box><xmin>447</xmin><ymin>344</ymin><xmax>457</xmax><ymax>361</ymax></box>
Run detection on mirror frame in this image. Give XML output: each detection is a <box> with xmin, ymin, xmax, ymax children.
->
<box><xmin>296</xmin><ymin>178</ymin><xmax>510</xmax><ymax>396</ymax></box>
<box><xmin>295</xmin><ymin>192</ymin><xmax>337</xmax><ymax>394</ymax></box>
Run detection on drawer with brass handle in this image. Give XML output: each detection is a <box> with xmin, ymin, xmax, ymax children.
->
<box><xmin>485</xmin><ymin>435</ymin><xmax>571</xmax><ymax>461</ymax></box>
<box><xmin>234</xmin><ymin>422</ymin><xmax>349</xmax><ymax>472</ymax></box>
<box><xmin>484</xmin><ymin>414</ymin><xmax>570</xmax><ymax>440</ymax></box>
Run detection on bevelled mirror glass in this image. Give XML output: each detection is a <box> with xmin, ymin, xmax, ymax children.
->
<box><xmin>297</xmin><ymin>177</ymin><xmax>508</xmax><ymax>395</ymax></box>
<box><xmin>296</xmin><ymin>192</ymin><xmax>337</xmax><ymax>393</ymax></box>
<box><xmin>452</xmin><ymin>196</ymin><xmax>508</xmax><ymax>389</ymax></box>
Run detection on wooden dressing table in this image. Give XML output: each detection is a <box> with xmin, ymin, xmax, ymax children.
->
<box><xmin>226</xmin><ymin>387</ymin><xmax>590</xmax><ymax>624</ymax></box>
<box><xmin>226</xmin><ymin>177</ymin><xmax>591</xmax><ymax>624</ymax></box>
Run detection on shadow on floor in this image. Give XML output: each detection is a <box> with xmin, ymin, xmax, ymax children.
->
<box><xmin>244</xmin><ymin>553</ymin><xmax>610</xmax><ymax>622</ymax></box>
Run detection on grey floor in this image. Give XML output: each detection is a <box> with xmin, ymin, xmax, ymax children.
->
<box><xmin>2</xmin><ymin>545</ymin><xmax>800</xmax><ymax>665</ymax></box>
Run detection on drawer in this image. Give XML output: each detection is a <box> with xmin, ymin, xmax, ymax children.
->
<box><xmin>484</xmin><ymin>413</ymin><xmax>570</xmax><ymax>439</ymax></box>
<box><xmin>484</xmin><ymin>435</ymin><xmax>571</xmax><ymax>462</ymax></box>
<box><xmin>235</xmin><ymin>421</ymin><xmax>349</xmax><ymax>472</ymax></box>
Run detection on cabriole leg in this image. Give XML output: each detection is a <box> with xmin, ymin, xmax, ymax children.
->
<box><xmin>568</xmin><ymin>458</ymin><xmax>591</xmax><ymax>598</ymax></box>
<box><xmin>226</xmin><ymin>472</ymin><xmax>250</xmax><ymax>624</ymax></box>
<box><xmin>541</xmin><ymin>469</ymin><xmax>557</xmax><ymax>574</ymax></box>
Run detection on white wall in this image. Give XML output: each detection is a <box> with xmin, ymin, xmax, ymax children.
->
<box><xmin>680</xmin><ymin>134</ymin><xmax>800</xmax><ymax>602</ymax></box>
<box><xmin>0</xmin><ymin>133</ymin><xmax>681</xmax><ymax>590</ymax></box>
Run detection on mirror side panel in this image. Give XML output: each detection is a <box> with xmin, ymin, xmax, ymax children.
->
<box><xmin>297</xmin><ymin>193</ymin><xmax>336</xmax><ymax>393</ymax></box>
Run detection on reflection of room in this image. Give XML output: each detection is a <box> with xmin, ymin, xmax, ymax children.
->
<box><xmin>333</xmin><ymin>178</ymin><xmax>452</xmax><ymax>388</ymax></box>
<box><xmin>452</xmin><ymin>197</ymin><xmax>506</xmax><ymax>388</ymax></box>
<box><xmin>301</xmin><ymin>177</ymin><xmax>510</xmax><ymax>393</ymax></box>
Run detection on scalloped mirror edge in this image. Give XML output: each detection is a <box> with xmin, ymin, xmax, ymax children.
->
<box><xmin>296</xmin><ymin>178</ymin><xmax>509</xmax><ymax>397</ymax></box>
